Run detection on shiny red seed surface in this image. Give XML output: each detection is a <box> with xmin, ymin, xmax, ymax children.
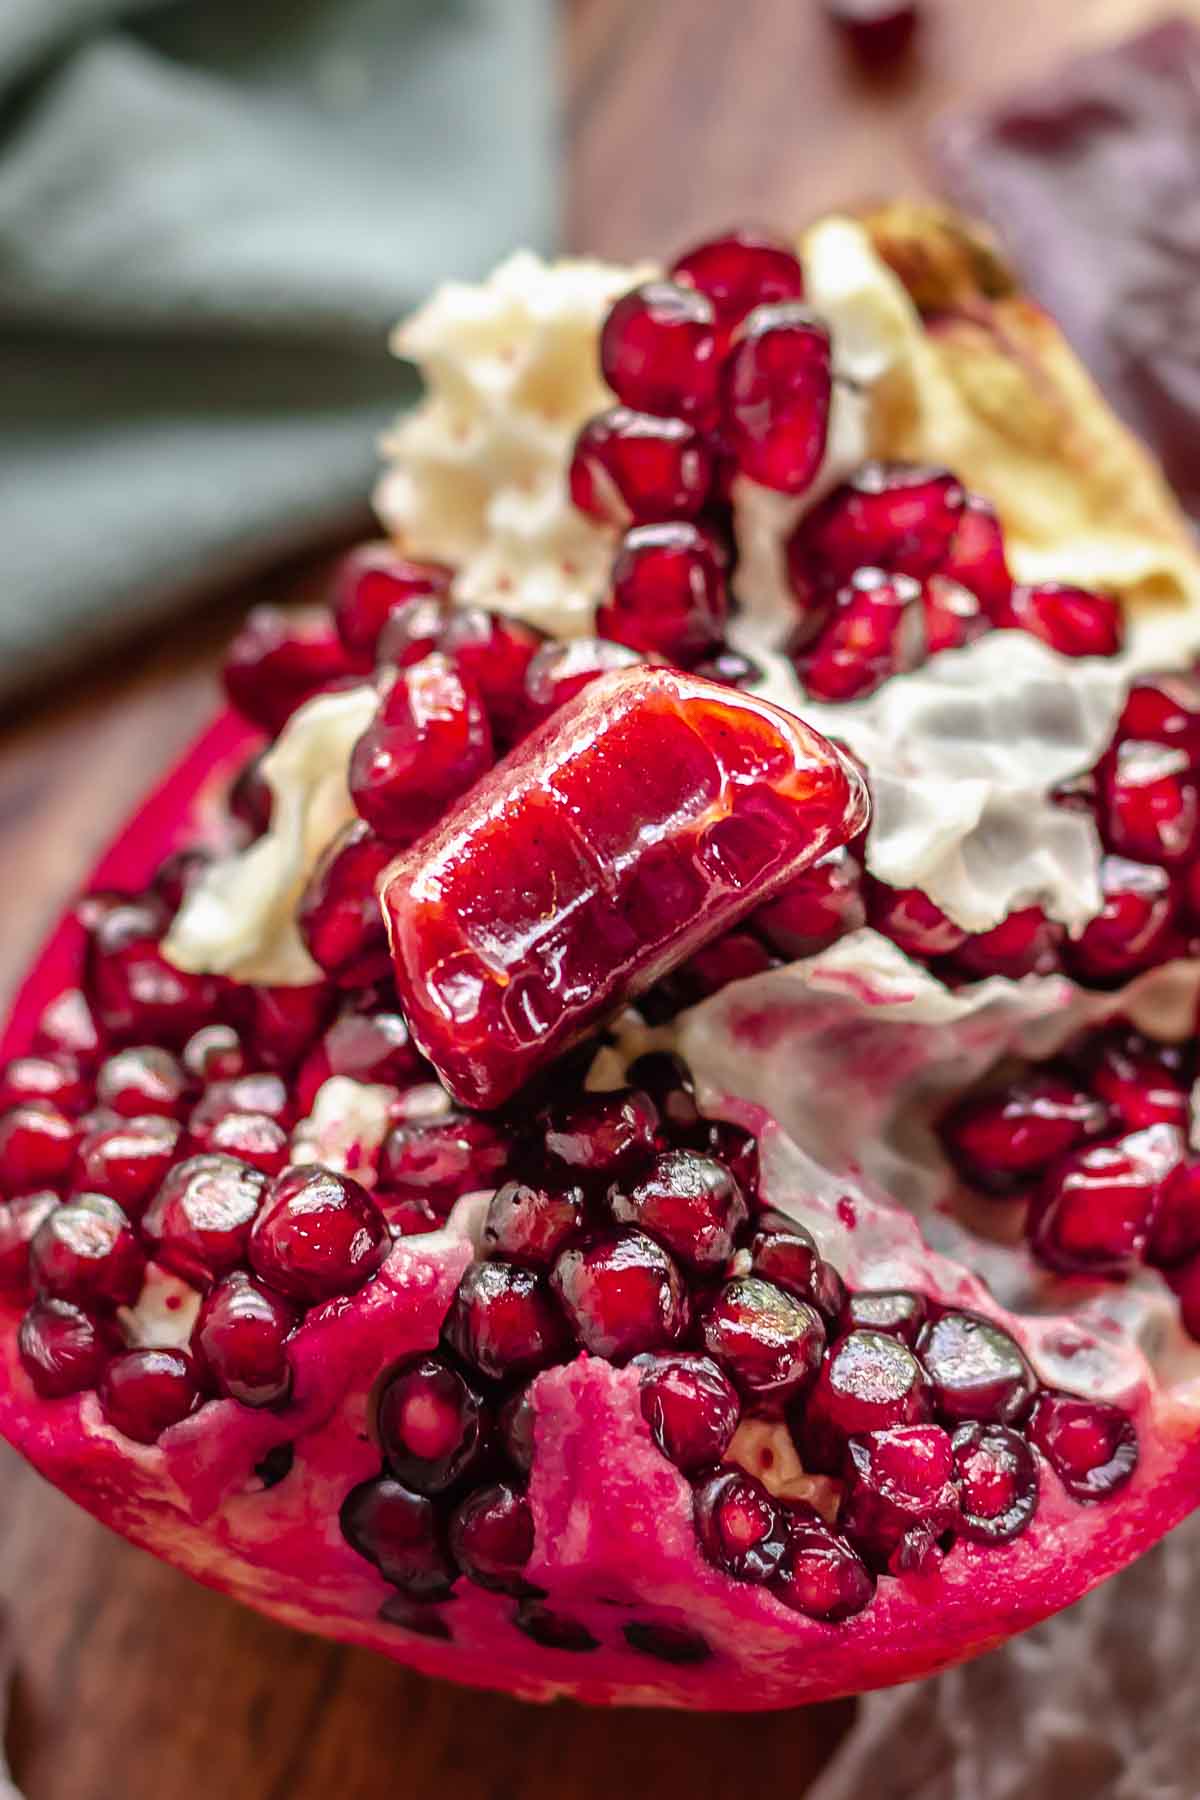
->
<box><xmin>600</xmin><ymin>282</ymin><xmax>720</xmax><ymax>423</ymax></box>
<box><xmin>596</xmin><ymin>522</ymin><xmax>728</xmax><ymax>664</ymax></box>
<box><xmin>569</xmin><ymin>408</ymin><xmax>713</xmax><ymax>526</ymax></box>
<box><xmin>223</xmin><ymin>607</ymin><xmax>357</xmax><ymax>733</ymax></box>
<box><xmin>350</xmin><ymin>652</ymin><xmax>493</xmax><ymax>846</ymax></box>
<box><xmin>795</xmin><ymin>570</ymin><xmax>925</xmax><ymax>702</ymax></box>
<box><xmin>670</xmin><ymin>229</ymin><xmax>805</xmax><ymax>328</ymax></box>
<box><xmin>330</xmin><ymin>542</ymin><xmax>452</xmax><ymax>660</ymax></box>
<box><xmin>298</xmin><ymin>821</ymin><xmax>395</xmax><ymax>988</ymax></box>
<box><xmin>720</xmin><ymin>302</ymin><xmax>832</xmax><ymax>493</ymax></box>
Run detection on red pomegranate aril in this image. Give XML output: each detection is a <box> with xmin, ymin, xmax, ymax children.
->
<box><xmin>920</xmin><ymin>578</ymin><xmax>988</xmax><ymax>655</ymax></box>
<box><xmin>1118</xmin><ymin>670</ymin><xmax>1200</xmax><ymax>762</ymax></box>
<box><xmin>866</xmin><ymin>880</ymin><xmax>967</xmax><ymax>960</ymax></box>
<box><xmin>699</xmin><ymin>1277</ymin><xmax>824</xmax><ymax>1409</ymax></box>
<box><xmin>18</xmin><ymin>1297</ymin><xmax>115</xmax><ymax>1399</ymax></box>
<box><xmin>1028</xmin><ymin>1129</ymin><xmax>1174</xmax><ymax>1278</ymax></box>
<box><xmin>542</xmin><ymin>1087</ymin><xmax>659</xmax><ymax>1179</ymax></box>
<box><xmin>95</xmin><ymin>1046</ymin><xmax>189</xmax><ymax>1120</ymax></box>
<box><xmin>444</xmin><ymin>1260</ymin><xmax>571</xmax><ymax>1381</ymax></box>
<box><xmin>340</xmin><ymin>1476</ymin><xmax>457</xmax><ymax>1599</ymax></box>
<box><xmin>499</xmin><ymin>1382</ymin><xmax>536</xmax><ymax>1476</ymax></box>
<box><xmin>195</xmin><ymin>1113</ymin><xmax>289</xmax><ymax>1178</ymax></box>
<box><xmin>951</xmin><ymin>1422</ymin><xmax>1040</xmax><ymax>1544</ymax></box>
<box><xmin>596</xmin><ymin>521</ymin><xmax>728</xmax><ymax>664</ymax></box>
<box><xmin>690</xmin><ymin>647</ymin><xmax>763</xmax><ymax>689</ymax></box>
<box><xmin>379</xmin><ymin>1115</ymin><xmax>509</xmax><ymax>1214</ymax></box>
<box><xmin>520</xmin><ymin>638</ymin><xmax>643</xmax><ymax>733</ymax></box>
<box><xmin>249</xmin><ymin>1166</ymin><xmax>389</xmax><ymax>1304</ymax></box>
<box><xmin>569</xmin><ymin>408</ymin><xmax>713</xmax><ymax>527</ymax></box>
<box><xmin>751</xmin><ymin>847</ymin><xmax>866</xmax><ymax>959</ymax></box>
<box><xmin>1099</xmin><ymin>739</ymin><xmax>1200</xmax><ymax>870</ymax></box>
<box><xmin>1027</xmin><ymin>1392</ymin><xmax>1138</xmax><ymax>1500</ymax></box>
<box><xmin>626</xmin><ymin>1052</ymin><xmax>703</xmax><ymax>1143</ymax></box>
<box><xmin>795</xmin><ymin>570</ymin><xmax>925</xmax><ymax>703</ymax></box>
<box><xmin>320</xmin><ymin>1009</ymin><xmax>422</xmax><ymax>1090</ymax></box>
<box><xmin>382</xmin><ymin>666</ymin><xmax>868</xmax><ymax>1110</ymax></box>
<box><xmin>373</xmin><ymin>593</ymin><xmax>450</xmax><ymax>672</ymax></box>
<box><xmin>90</xmin><ymin>940</ymin><xmax>217</xmax><ymax>1050</ymax></box>
<box><xmin>433</xmin><ymin>608</ymin><xmax>544</xmax><ymax>745</ymax></box>
<box><xmin>74</xmin><ymin>1116</ymin><xmax>180</xmax><ymax>1216</ymax></box>
<box><xmin>223</xmin><ymin>606</ymin><xmax>356</xmax><ymax>733</ymax></box>
<box><xmin>349</xmin><ymin>653</ymin><xmax>493</xmax><ymax>845</ymax></box>
<box><xmin>692</xmin><ymin>1467</ymin><xmax>788</xmax><ymax>1584</ymax></box>
<box><xmin>940</xmin><ymin>1072</ymin><xmax>1108</xmax><ymax>1196</ymax></box>
<box><xmin>1064</xmin><ymin>856</ymin><xmax>1180</xmax><ymax>984</ymax></box>
<box><xmin>1146</xmin><ymin>1157</ymin><xmax>1200</xmax><ymax>1266</ymax></box>
<box><xmin>608</xmin><ymin>1150</ymin><xmax>747</xmax><ymax>1273</ymax></box>
<box><xmin>790</xmin><ymin>464</ymin><xmax>965</xmax><ymax>590</ymax></box>
<box><xmin>721</xmin><ymin>302</ymin><xmax>832</xmax><ymax>494</ymax></box>
<box><xmin>1087</xmin><ymin>1030</ymin><xmax>1190</xmax><ymax>1132</ymax></box>
<box><xmin>0</xmin><ymin>1054</ymin><xmax>88</xmax><ymax>1118</ymax></box>
<box><xmin>228</xmin><ymin>751</ymin><xmax>273</xmax><ymax>840</ymax></box>
<box><xmin>916</xmin><ymin>1311</ymin><xmax>1036</xmax><ymax>1426</ymax></box>
<box><xmin>551</xmin><ymin>1229</ymin><xmax>688</xmax><ymax>1362</ymax></box>
<box><xmin>1002</xmin><ymin>582</ymin><xmax>1123</xmax><ymax>659</ymax></box>
<box><xmin>800</xmin><ymin>1329</ymin><xmax>931</xmax><ymax>1472</ymax></box>
<box><xmin>747</xmin><ymin>1211</ymin><xmax>827</xmax><ymax>1311</ymax></box>
<box><xmin>668</xmin><ymin>931</ymin><xmax>775</xmax><ymax>1005</ymax></box>
<box><xmin>142</xmin><ymin>1155</ymin><xmax>269</xmax><ymax>1289</ymax></box>
<box><xmin>0</xmin><ymin>1192</ymin><xmax>60</xmax><ymax>1294</ymax></box>
<box><xmin>192</xmin><ymin>1271</ymin><xmax>298</xmax><ymax>1407</ymax></box>
<box><xmin>953</xmin><ymin>907</ymin><xmax>1065</xmax><ymax>981</ymax></box>
<box><xmin>190</xmin><ymin>1072</ymin><xmax>292</xmax><ymax>1133</ymax></box>
<box><xmin>378</xmin><ymin>1357</ymin><xmax>489</xmax><ymax>1494</ymax></box>
<box><xmin>670</xmin><ymin>229</ymin><xmax>805</xmax><ymax>329</ymax></box>
<box><xmin>98</xmin><ymin>1347</ymin><xmax>200</xmax><ymax>1443</ymax></box>
<box><xmin>298</xmin><ymin>821</ymin><xmax>394</xmax><ymax>988</ymax></box>
<box><xmin>941</xmin><ymin>494</ymin><xmax>1011</xmax><ymax>613</ymax></box>
<box><xmin>600</xmin><ymin>281</ymin><xmax>720</xmax><ymax>423</ymax></box>
<box><xmin>80</xmin><ymin>889</ymin><xmax>168</xmax><ymax>950</ymax></box>
<box><xmin>449</xmin><ymin>1482</ymin><xmax>535</xmax><ymax>1595</ymax></box>
<box><xmin>839</xmin><ymin>1424</ymin><xmax>959</xmax><ymax>1575</ymax></box>
<box><xmin>0</xmin><ymin>1102</ymin><xmax>79</xmax><ymax>1195</ymax></box>
<box><xmin>331</xmin><ymin>541</ymin><xmax>452</xmax><ymax>660</ymax></box>
<box><xmin>840</xmin><ymin>1289</ymin><xmax>927</xmax><ymax>1346</ymax></box>
<box><xmin>482</xmin><ymin>1181</ymin><xmax>586</xmax><ymax>1269</ymax></box>
<box><xmin>634</xmin><ymin>1351</ymin><xmax>740</xmax><ymax>1472</ymax></box>
<box><xmin>182</xmin><ymin>1026</ymin><xmax>245</xmax><ymax>1084</ymax></box>
<box><xmin>30</xmin><ymin>1194</ymin><xmax>145</xmax><ymax>1308</ymax></box>
<box><xmin>824</xmin><ymin>0</ymin><xmax>920</xmax><ymax>63</ymax></box>
<box><xmin>34</xmin><ymin>988</ymin><xmax>104</xmax><ymax>1070</ymax></box>
<box><xmin>772</xmin><ymin>1504</ymin><xmax>875</xmax><ymax>1621</ymax></box>
<box><xmin>243</xmin><ymin>984</ymin><xmax>334</xmax><ymax>1075</ymax></box>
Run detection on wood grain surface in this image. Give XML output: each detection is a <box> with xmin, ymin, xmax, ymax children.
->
<box><xmin>0</xmin><ymin>2</ymin><xmax>1187</xmax><ymax>1793</ymax></box>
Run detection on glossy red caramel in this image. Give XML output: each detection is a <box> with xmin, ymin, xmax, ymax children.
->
<box><xmin>382</xmin><ymin>666</ymin><xmax>868</xmax><ymax>1108</ymax></box>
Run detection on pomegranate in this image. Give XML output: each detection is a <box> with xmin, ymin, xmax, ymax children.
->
<box><xmin>4</xmin><ymin>202</ymin><xmax>1200</xmax><ymax>1717</ymax></box>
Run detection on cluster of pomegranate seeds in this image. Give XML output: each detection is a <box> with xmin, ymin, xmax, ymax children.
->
<box><xmin>223</xmin><ymin>606</ymin><xmax>359</xmax><ymax>734</ymax></box>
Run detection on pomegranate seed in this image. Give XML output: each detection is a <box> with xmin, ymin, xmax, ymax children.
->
<box><xmin>940</xmin><ymin>1072</ymin><xmax>1108</xmax><ymax>1196</ymax></box>
<box><xmin>916</xmin><ymin>1311</ymin><xmax>1035</xmax><ymax>1425</ymax></box>
<box><xmin>0</xmin><ymin>1054</ymin><xmax>88</xmax><ymax>1118</ymax></box>
<box><xmin>499</xmin><ymin>1382</ymin><xmax>536</xmax><ymax>1476</ymax></box>
<box><xmin>542</xmin><ymin>1087</ymin><xmax>659</xmax><ymax>1179</ymax></box>
<box><xmin>795</xmin><ymin>570</ymin><xmax>925</xmax><ymax>702</ymax></box>
<box><xmin>1118</xmin><ymin>670</ymin><xmax>1200</xmax><ymax>762</ymax></box>
<box><xmin>866</xmin><ymin>879</ymin><xmax>967</xmax><ymax>959</ymax></box>
<box><xmin>626</xmin><ymin>1052</ymin><xmax>703</xmax><ymax>1143</ymax></box>
<box><xmin>1027</xmin><ymin>1392</ymin><xmax>1138</xmax><ymax>1500</ymax></box>
<box><xmin>228</xmin><ymin>751</ymin><xmax>273</xmax><ymax>839</ymax></box>
<box><xmin>331</xmin><ymin>542</ymin><xmax>452</xmax><ymax>660</ymax></box>
<box><xmin>751</xmin><ymin>847</ymin><xmax>866</xmax><ymax>958</ymax></box>
<box><xmin>600</xmin><ymin>282</ymin><xmax>720</xmax><ymax>423</ymax></box>
<box><xmin>190</xmin><ymin>1072</ymin><xmax>292</xmax><ymax>1132</ymax></box>
<box><xmin>1146</xmin><ymin>1156</ymin><xmax>1200</xmax><ymax>1266</ymax></box>
<box><xmin>34</xmin><ymin>988</ymin><xmax>104</xmax><ymax>1070</ymax></box>
<box><xmin>242</xmin><ymin>984</ymin><xmax>334</xmax><ymax>1074</ymax></box>
<box><xmin>1028</xmin><ymin>1132</ymin><xmax>1170</xmax><ymax>1277</ymax></box>
<box><xmin>825</xmin><ymin>0</ymin><xmax>919</xmax><ymax>63</ymax></box>
<box><xmin>607</xmin><ymin>1150</ymin><xmax>746</xmax><ymax>1273</ymax></box>
<box><xmin>223</xmin><ymin>606</ymin><xmax>355</xmax><ymax>733</ymax></box>
<box><xmin>152</xmin><ymin>847</ymin><xmax>212</xmax><ymax>914</ymax></box>
<box><xmin>18</xmin><ymin>1297</ymin><xmax>115</xmax><ymax>1398</ymax></box>
<box><xmin>249</xmin><ymin>1166</ymin><xmax>389</xmax><ymax>1304</ymax></box>
<box><xmin>666</xmin><ymin>931</ymin><xmax>775</xmax><ymax>1006</ymax></box>
<box><xmin>721</xmin><ymin>303</ymin><xmax>831</xmax><ymax>493</ymax></box>
<box><xmin>1099</xmin><ymin>739</ymin><xmax>1200</xmax><ymax>869</ymax></box>
<box><xmin>941</xmin><ymin>495</ymin><xmax>1011</xmax><ymax>614</ymax></box>
<box><xmin>0</xmin><ymin>1192</ymin><xmax>60</xmax><ymax>1295</ymax></box>
<box><xmin>196</xmin><ymin>1113</ymin><xmax>289</xmax><ymax>1178</ymax></box>
<box><xmin>690</xmin><ymin>647</ymin><xmax>763</xmax><ymax>688</ymax></box>
<box><xmin>340</xmin><ymin>1476</ymin><xmax>457</xmax><ymax>1599</ymax></box>
<box><xmin>921</xmin><ymin>576</ymin><xmax>986</xmax><ymax>655</ymax></box>
<box><xmin>444</xmin><ymin>1260</ymin><xmax>570</xmax><ymax>1381</ymax></box>
<box><xmin>298</xmin><ymin>821</ymin><xmax>394</xmax><ymax>988</ymax></box>
<box><xmin>700</xmin><ymin>1277</ymin><xmax>825</xmax><ymax>1408</ymax></box>
<box><xmin>98</xmin><ymin>1347</ymin><xmax>200</xmax><ymax>1443</ymax></box>
<box><xmin>670</xmin><ymin>229</ymin><xmax>805</xmax><ymax>330</ymax></box>
<box><xmin>142</xmin><ymin>1154</ymin><xmax>269</xmax><ymax>1288</ymax></box>
<box><xmin>95</xmin><ymin>1046</ymin><xmax>189</xmax><ymax>1120</ymax></box>
<box><xmin>350</xmin><ymin>652</ymin><xmax>493</xmax><ymax>845</ymax></box>
<box><xmin>954</xmin><ymin>907</ymin><xmax>1065</xmax><ymax>980</ymax></box>
<box><xmin>1065</xmin><ymin>856</ymin><xmax>1180</xmax><ymax>983</ymax></box>
<box><xmin>1086</xmin><ymin>1029</ymin><xmax>1189</xmax><ymax>1131</ymax></box>
<box><xmin>90</xmin><ymin>939</ymin><xmax>217</xmax><ymax>1049</ymax></box>
<box><xmin>840</xmin><ymin>1289</ymin><xmax>926</xmax><ymax>1345</ymax></box>
<box><xmin>746</xmin><ymin>1211</ymin><xmax>834</xmax><ymax>1313</ymax></box>
<box><xmin>692</xmin><ymin>1468</ymin><xmax>787</xmax><ymax>1583</ymax></box>
<box><xmin>192</xmin><ymin>1270</ymin><xmax>297</xmax><ymax>1407</ymax></box>
<box><xmin>951</xmin><ymin>1422</ymin><xmax>1040</xmax><ymax>1544</ymax></box>
<box><xmin>596</xmin><ymin>521</ymin><xmax>728</xmax><ymax>664</ymax></box>
<box><xmin>435</xmin><ymin>609</ymin><xmax>544</xmax><ymax>745</ymax></box>
<box><xmin>514</xmin><ymin>1602</ymin><xmax>598</xmax><ymax>1652</ymax></box>
<box><xmin>801</xmin><ymin>1329</ymin><xmax>931</xmax><ymax>1472</ymax></box>
<box><xmin>449</xmin><ymin>1482</ymin><xmax>535</xmax><ymax>1595</ymax></box>
<box><xmin>372</xmin><ymin>593</ymin><xmax>450</xmax><ymax>672</ymax></box>
<box><xmin>789</xmin><ymin>464</ymin><xmax>965</xmax><ymax>596</ymax></box>
<box><xmin>840</xmin><ymin>1424</ymin><xmax>959</xmax><ymax>1574</ymax></box>
<box><xmin>633</xmin><ymin>1350</ymin><xmax>740</xmax><ymax>1472</ymax></box>
<box><xmin>570</xmin><ymin>408</ymin><xmax>713</xmax><ymax>529</ymax></box>
<box><xmin>378</xmin><ymin>1356</ymin><xmax>489</xmax><ymax>1494</ymax></box>
<box><xmin>772</xmin><ymin>1503</ymin><xmax>875</xmax><ymax>1621</ymax></box>
<box><xmin>551</xmin><ymin>1229</ymin><xmax>688</xmax><ymax>1362</ymax></box>
<box><xmin>318</xmin><ymin>1008</ymin><xmax>421</xmax><ymax>1089</ymax></box>
<box><xmin>519</xmin><ymin>638</ymin><xmax>643</xmax><ymax>733</ymax></box>
<box><xmin>0</xmin><ymin>1102</ymin><xmax>78</xmax><ymax>1195</ymax></box>
<box><xmin>80</xmin><ymin>889</ymin><xmax>168</xmax><ymax>949</ymax></box>
<box><xmin>482</xmin><ymin>1181</ymin><xmax>586</xmax><ymax>1269</ymax></box>
<box><xmin>182</xmin><ymin>1026</ymin><xmax>246</xmax><ymax>1084</ymax></box>
<box><xmin>623</xmin><ymin>1621</ymin><xmax>712</xmax><ymax>1664</ymax></box>
<box><xmin>30</xmin><ymin>1194</ymin><xmax>145</xmax><ymax>1307</ymax></box>
<box><xmin>1003</xmin><ymin>582</ymin><xmax>1123</xmax><ymax>658</ymax></box>
<box><xmin>379</xmin><ymin>1115</ymin><xmax>509</xmax><ymax>1215</ymax></box>
<box><xmin>74</xmin><ymin>1116</ymin><xmax>180</xmax><ymax>1216</ymax></box>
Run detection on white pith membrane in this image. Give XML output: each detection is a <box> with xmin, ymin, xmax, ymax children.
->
<box><xmin>10</xmin><ymin>208</ymin><xmax>1200</xmax><ymax>1706</ymax></box>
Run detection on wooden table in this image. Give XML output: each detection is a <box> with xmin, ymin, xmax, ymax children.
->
<box><xmin>0</xmin><ymin>1</ymin><xmax>1183</xmax><ymax>1792</ymax></box>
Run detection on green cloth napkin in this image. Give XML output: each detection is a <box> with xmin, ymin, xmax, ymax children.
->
<box><xmin>0</xmin><ymin>0</ymin><xmax>556</xmax><ymax>694</ymax></box>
